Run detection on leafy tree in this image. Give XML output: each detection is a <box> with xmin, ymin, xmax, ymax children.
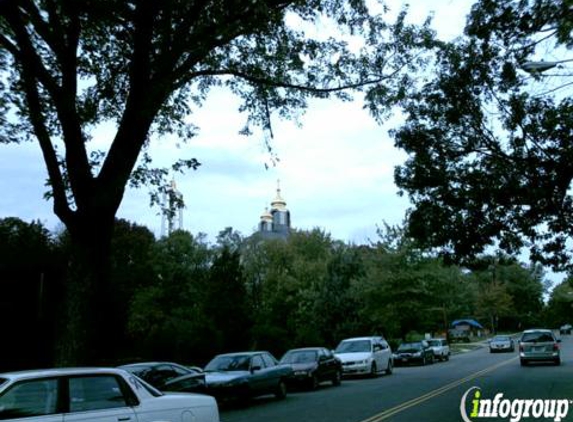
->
<box><xmin>0</xmin><ymin>0</ymin><xmax>435</xmax><ymax>363</ymax></box>
<box><xmin>128</xmin><ymin>230</ymin><xmax>212</xmax><ymax>363</ymax></box>
<box><xmin>108</xmin><ymin>219</ymin><xmax>156</xmax><ymax>359</ymax></box>
<box><xmin>392</xmin><ymin>0</ymin><xmax>573</xmax><ymax>270</ymax></box>
<box><xmin>544</xmin><ymin>279</ymin><xmax>573</xmax><ymax>328</ymax></box>
<box><xmin>203</xmin><ymin>244</ymin><xmax>252</xmax><ymax>355</ymax></box>
<box><xmin>0</xmin><ymin>218</ymin><xmax>62</xmax><ymax>370</ymax></box>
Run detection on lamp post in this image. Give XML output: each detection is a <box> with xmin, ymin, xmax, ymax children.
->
<box><xmin>521</xmin><ymin>58</ymin><xmax>573</xmax><ymax>74</ymax></box>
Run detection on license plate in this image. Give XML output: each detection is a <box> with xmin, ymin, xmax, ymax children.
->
<box><xmin>533</xmin><ymin>346</ymin><xmax>545</xmax><ymax>352</ymax></box>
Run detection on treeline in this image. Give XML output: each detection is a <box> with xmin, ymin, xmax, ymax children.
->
<box><xmin>0</xmin><ymin>217</ymin><xmax>570</xmax><ymax>371</ymax></box>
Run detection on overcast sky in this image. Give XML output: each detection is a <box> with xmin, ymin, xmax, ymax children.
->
<box><xmin>0</xmin><ymin>0</ymin><xmax>476</xmax><ymax>245</ymax></box>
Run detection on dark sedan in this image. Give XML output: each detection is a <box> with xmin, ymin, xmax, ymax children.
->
<box><xmin>203</xmin><ymin>351</ymin><xmax>293</xmax><ymax>403</ymax></box>
<box><xmin>118</xmin><ymin>361</ymin><xmax>206</xmax><ymax>394</ymax></box>
<box><xmin>393</xmin><ymin>341</ymin><xmax>435</xmax><ymax>366</ymax></box>
<box><xmin>280</xmin><ymin>347</ymin><xmax>342</xmax><ymax>390</ymax></box>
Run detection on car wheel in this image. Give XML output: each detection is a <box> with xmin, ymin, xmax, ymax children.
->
<box><xmin>444</xmin><ymin>354</ymin><xmax>450</xmax><ymax>361</ymax></box>
<box><xmin>332</xmin><ymin>370</ymin><xmax>342</xmax><ymax>386</ymax></box>
<box><xmin>370</xmin><ymin>362</ymin><xmax>378</xmax><ymax>377</ymax></box>
<box><xmin>275</xmin><ymin>380</ymin><xmax>287</xmax><ymax>399</ymax></box>
<box><xmin>554</xmin><ymin>358</ymin><xmax>561</xmax><ymax>366</ymax></box>
<box><xmin>520</xmin><ymin>359</ymin><xmax>528</xmax><ymax>366</ymax></box>
<box><xmin>386</xmin><ymin>359</ymin><xmax>393</xmax><ymax>375</ymax></box>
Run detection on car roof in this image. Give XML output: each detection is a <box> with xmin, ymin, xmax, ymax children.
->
<box><xmin>215</xmin><ymin>351</ymin><xmax>269</xmax><ymax>357</ymax></box>
<box><xmin>340</xmin><ymin>337</ymin><xmax>381</xmax><ymax>342</ymax></box>
<box><xmin>0</xmin><ymin>367</ymin><xmax>127</xmax><ymax>382</ymax></box>
<box><xmin>284</xmin><ymin>347</ymin><xmax>323</xmax><ymax>352</ymax></box>
<box><xmin>119</xmin><ymin>361</ymin><xmax>180</xmax><ymax>368</ymax></box>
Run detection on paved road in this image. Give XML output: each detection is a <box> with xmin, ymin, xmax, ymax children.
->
<box><xmin>220</xmin><ymin>335</ymin><xmax>573</xmax><ymax>422</ymax></box>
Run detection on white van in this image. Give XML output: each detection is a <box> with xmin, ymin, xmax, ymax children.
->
<box><xmin>334</xmin><ymin>336</ymin><xmax>393</xmax><ymax>376</ymax></box>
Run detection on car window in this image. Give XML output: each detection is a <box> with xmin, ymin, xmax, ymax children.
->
<box><xmin>0</xmin><ymin>379</ymin><xmax>6</xmax><ymax>389</ymax></box>
<box><xmin>205</xmin><ymin>355</ymin><xmax>251</xmax><ymax>371</ymax></box>
<box><xmin>521</xmin><ymin>332</ymin><xmax>555</xmax><ymax>343</ymax></box>
<box><xmin>251</xmin><ymin>355</ymin><xmax>265</xmax><ymax>370</ymax></box>
<box><xmin>69</xmin><ymin>375</ymin><xmax>128</xmax><ymax>412</ymax></box>
<box><xmin>262</xmin><ymin>354</ymin><xmax>276</xmax><ymax>367</ymax></box>
<box><xmin>281</xmin><ymin>351</ymin><xmax>317</xmax><ymax>364</ymax></box>
<box><xmin>0</xmin><ymin>378</ymin><xmax>58</xmax><ymax>419</ymax></box>
<box><xmin>335</xmin><ymin>340</ymin><xmax>372</xmax><ymax>353</ymax></box>
<box><xmin>170</xmin><ymin>364</ymin><xmax>192</xmax><ymax>376</ymax></box>
<box><xmin>398</xmin><ymin>342</ymin><xmax>422</xmax><ymax>351</ymax></box>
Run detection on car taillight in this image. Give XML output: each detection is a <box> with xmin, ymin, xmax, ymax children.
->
<box><xmin>553</xmin><ymin>343</ymin><xmax>559</xmax><ymax>351</ymax></box>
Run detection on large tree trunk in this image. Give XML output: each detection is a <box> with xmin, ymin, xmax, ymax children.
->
<box><xmin>56</xmin><ymin>213</ymin><xmax>115</xmax><ymax>366</ymax></box>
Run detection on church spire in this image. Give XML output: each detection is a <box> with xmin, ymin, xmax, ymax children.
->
<box><xmin>270</xmin><ymin>179</ymin><xmax>287</xmax><ymax>211</ymax></box>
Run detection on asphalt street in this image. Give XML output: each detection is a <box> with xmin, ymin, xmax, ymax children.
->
<box><xmin>220</xmin><ymin>335</ymin><xmax>573</xmax><ymax>422</ymax></box>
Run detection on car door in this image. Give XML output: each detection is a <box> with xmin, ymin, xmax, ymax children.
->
<box><xmin>248</xmin><ymin>355</ymin><xmax>270</xmax><ymax>395</ymax></box>
<box><xmin>319</xmin><ymin>349</ymin><xmax>336</xmax><ymax>380</ymax></box>
<box><xmin>0</xmin><ymin>378</ymin><xmax>62</xmax><ymax>422</ymax></box>
<box><xmin>63</xmin><ymin>375</ymin><xmax>137</xmax><ymax>422</ymax></box>
<box><xmin>372</xmin><ymin>339</ymin><xmax>384</xmax><ymax>370</ymax></box>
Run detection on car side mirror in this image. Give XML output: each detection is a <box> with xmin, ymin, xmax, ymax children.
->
<box><xmin>251</xmin><ymin>365</ymin><xmax>262</xmax><ymax>372</ymax></box>
<box><xmin>557</xmin><ymin>339</ymin><xmax>562</xmax><ymax>343</ymax></box>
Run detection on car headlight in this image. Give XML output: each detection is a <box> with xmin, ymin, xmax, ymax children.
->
<box><xmin>413</xmin><ymin>352</ymin><xmax>422</xmax><ymax>357</ymax></box>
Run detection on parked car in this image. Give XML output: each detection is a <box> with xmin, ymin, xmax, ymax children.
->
<box><xmin>519</xmin><ymin>329</ymin><xmax>561</xmax><ymax>366</ymax></box>
<box><xmin>559</xmin><ymin>323</ymin><xmax>572</xmax><ymax>334</ymax></box>
<box><xmin>489</xmin><ymin>335</ymin><xmax>515</xmax><ymax>353</ymax></box>
<box><xmin>393</xmin><ymin>341</ymin><xmax>435</xmax><ymax>366</ymax></box>
<box><xmin>0</xmin><ymin>367</ymin><xmax>220</xmax><ymax>421</ymax></box>
<box><xmin>118</xmin><ymin>361</ymin><xmax>206</xmax><ymax>394</ymax></box>
<box><xmin>203</xmin><ymin>351</ymin><xmax>293</xmax><ymax>402</ymax></box>
<box><xmin>334</xmin><ymin>336</ymin><xmax>393</xmax><ymax>377</ymax></box>
<box><xmin>280</xmin><ymin>347</ymin><xmax>342</xmax><ymax>390</ymax></box>
<box><xmin>427</xmin><ymin>338</ymin><xmax>450</xmax><ymax>361</ymax></box>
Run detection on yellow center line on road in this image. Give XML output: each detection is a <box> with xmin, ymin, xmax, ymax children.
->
<box><xmin>358</xmin><ymin>356</ymin><xmax>519</xmax><ymax>422</ymax></box>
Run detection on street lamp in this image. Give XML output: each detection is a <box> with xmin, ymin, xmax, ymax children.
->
<box><xmin>521</xmin><ymin>58</ymin><xmax>573</xmax><ymax>74</ymax></box>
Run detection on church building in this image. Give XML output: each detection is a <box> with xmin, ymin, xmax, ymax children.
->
<box><xmin>258</xmin><ymin>181</ymin><xmax>291</xmax><ymax>239</ymax></box>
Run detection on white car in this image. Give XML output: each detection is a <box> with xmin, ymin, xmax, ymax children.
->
<box><xmin>334</xmin><ymin>336</ymin><xmax>393</xmax><ymax>376</ymax></box>
<box><xmin>0</xmin><ymin>367</ymin><xmax>220</xmax><ymax>421</ymax></box>
<box><xmin>427</xmin><ymin>338</ymin><xmax>450</xmax><ymax>361</ymax></box>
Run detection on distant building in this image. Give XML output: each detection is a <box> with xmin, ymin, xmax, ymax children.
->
<box><xmin>258</xmin><ymin>181</ymin><xmax>291</xmax><ymax>240</ymax></box>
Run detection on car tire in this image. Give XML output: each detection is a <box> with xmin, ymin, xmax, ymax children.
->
<box><xmin>520</xmin><ymin>359</ymin><xmax>528</xmax><ymax>366</ymax></box>
<box><xmin>554</xmin><ymin>358</ymin><xmax>561</xmax><ymax>366</ymax></box>
<box><xmin>275</xmin><ymin>380</ymin><xmax>287</xmax><ymax>400</ymax></box>
<box><xmin>386</xmin><ymin>359</ymin><xmax>393</xmax><ymax>375</ymax></box>
<box><xmin>332</xmin><ymin>370</ymin><xmax>342</xmax><ymax>386</ymax></box>
<box><xmin>370</xmin><ymin>362</ymin><xmax>378</xmax><ymax>377</ymax></box>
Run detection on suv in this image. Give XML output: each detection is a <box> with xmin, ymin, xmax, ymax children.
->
<box><xmin>334</xmin><ymin>336</ymin><xmax>393</xmax><ymax>377</ymax></box>
<box><xmin>427</xmin><ymin>338</ymin><xmax>450</xmax><ymax>361</ymax></box>
<box><xmin>519</xmin><ymin>329</ymin><xmax>561</xmax><ymax>366</ymax></box>
<box><xmin>559</xmin><ymin>324</ymin><xmax>572</xmax><ymax>335</ymax></box>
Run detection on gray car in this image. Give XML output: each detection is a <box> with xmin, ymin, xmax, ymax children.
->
<box><xmin>519</xmin><ymin>329</ymin><xmax>561</xmax><ymax>366</ymax></box>
<box><xmin>489</xmin><ymin>335</ymin><xmax>514</xmax><ymax>353</ymax></box>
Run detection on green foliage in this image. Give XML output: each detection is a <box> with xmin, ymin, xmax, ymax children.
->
<box><xmin>392</xmin><ymin>0</ymin><xmax>573</xmax><ymax>270</ymax></box>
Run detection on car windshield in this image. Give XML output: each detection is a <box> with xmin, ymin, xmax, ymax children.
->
<box><xmin>335</xmin><ymin>340</ymin><xmax>371</xmax><ymax>353</ymax></box>
<box><xmin>521</xmin><ymin>332</ymin><xmax>555</xmax><ymax>343</ymax></box>
<box><xmin>281</xmin><ymin>351</ymin><xmax>318</xmax><ymax>364</ymax></box>
<box><xmin>398</xmin><ymin>343</ymin><xmax>422</xmax><ymax>352</ymax></box>
<box><xmin>0</xmin><ymin>377</ymin><xmax>7</xmax><ymax>389</ymax></box>
<box><xmin>493</xmin><ymin>336</ymin><xmax>510</xmax><ymax>341</ymax></box>
<box><xmin>204</xmin><ymin>355</ymin><xmax>251</xmax><ymax>372</ymax></box>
